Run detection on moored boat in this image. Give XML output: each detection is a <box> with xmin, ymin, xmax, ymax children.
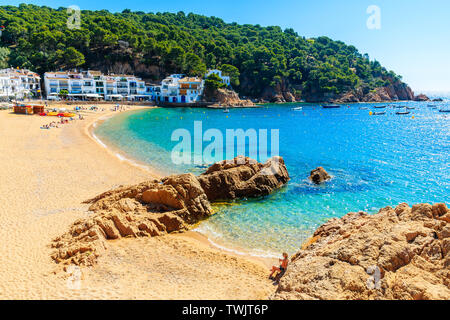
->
<box><xmin>291</xmin><ymin>107</ymin><xmax>303</xmax><ymax>111</ymax></box>
<box><xmin>374</xmin><ymin>105</ymin><xmax>387</xmax><ymax>109</ymax></box>
<box><xmin>439</xmin><ymin>109</ymin><xmax>450</xmax><ymax>113</ymax></box>
<box><xmin>372</xmin><ymin>111</ymin><xmax>386</xmax><ymax>115</ymax></box>
<box><xmin>396</xmin><ymin>111</ymin><xmax>410</xmax><ymax>115</ymax></box>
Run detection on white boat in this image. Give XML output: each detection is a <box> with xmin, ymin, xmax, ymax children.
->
<box><xmin>291</xmin><ymin>107</ymin><xmax>303</xmax><ymax>111</ymax></box>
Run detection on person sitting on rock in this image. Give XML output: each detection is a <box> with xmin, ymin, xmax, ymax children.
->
<box><xmin>269</xmin><ymin>253</ymin><xmax>289</xmax><ymax>280</ymax></box>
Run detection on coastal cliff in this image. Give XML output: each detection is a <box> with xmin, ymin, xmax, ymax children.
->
<box><xmin>205</xmin><ymin>88</ymin><xmax>255</xmax><ymax>107</ymax></box>
<box><xmin>271</xmin><ymin>203</ymin><xmax>450</xmax><ymax>300</ymax></box>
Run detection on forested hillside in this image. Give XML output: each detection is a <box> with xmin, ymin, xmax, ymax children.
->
<box><xmin>0</xmin><ymin>4</ymin><xmax>414</xmax><ymax>102</ymax></box>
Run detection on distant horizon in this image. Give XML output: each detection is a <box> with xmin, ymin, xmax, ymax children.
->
<box><xmin>3</xmin><ymin>0</ymin><xmax>450</xmax><ymax>93</ymax></box>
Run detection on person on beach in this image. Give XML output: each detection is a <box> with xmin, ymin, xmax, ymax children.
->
<box><xmin>269</xmin><ymin>253</ymin><xmax>289</xmax><ymax>280</ymax></box>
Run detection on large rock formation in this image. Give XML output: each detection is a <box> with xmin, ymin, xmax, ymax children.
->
<box><xmin>333</xmin><ymin>81</ymin><xmax>415</xmax><ymax>103</ymax></box>
<box><xmin>271</xmin><ymin>203</ymin><xmax>450</xmax><ymax>300</ymax></box>
<box><xmin>308</xmin><ymin>167</ymin><xmax>331</xmax><ymax>184</ymax></box>
<box><xmin>51</xmin><ymin>156</ymin><xmax>289</xmax><ymax>266</ymax></box>
<box><xmin>205</xmin><ymin>88</ymin><xmax>255</xmax><ymax>107</ymax></box>
<box><xmin>260</xmin><ymin>83</ymin><xmax>299</xmax><ymax>103</ymax></box>
<box><xmin>198</xmin><ymin>156</ymin><xmax>290</xmax><ymax>201</ymax></box>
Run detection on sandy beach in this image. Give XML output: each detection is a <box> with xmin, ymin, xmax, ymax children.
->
<box><xmin>0</xmin><ymin>105</ymin><xmax>275</xmax><ymax>300</ymax></box>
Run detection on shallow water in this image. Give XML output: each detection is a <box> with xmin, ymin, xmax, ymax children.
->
<box><xmin>95</xmin><ymin>102</ymin><xmax>450</xmax><ymax>257</ymax></box>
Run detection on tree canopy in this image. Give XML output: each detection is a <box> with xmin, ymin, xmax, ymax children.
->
<box><xmin>0</xmin><ymin>4</ymin><xmax>404</xmax><ymax>99</ymax></box>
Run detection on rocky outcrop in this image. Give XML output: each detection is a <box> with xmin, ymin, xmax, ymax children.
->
<box><xmin>51</xmin><ymin>174</ymin><xmax>212</xmax><ymax>266</ymax></box>
<box><xmin>198</xmin><ymin>156</ymin><xmax>290</xmax><ymax>201</ymax></box>
<box><xmin>333</xmin><ymin>81</ymin><xmax>415</xmax><ymax>103</ymax></box>
<box><xmin>271</xmin><ymin>203</ymin><xmax>450</xmax><ymax>300</ymax></box>
<box><xmin>260</xmin><ymin>85</ymin><xmax>299</xmax><ymax>103</ymax></box>
<box><xmin>51</xmin><ymin>156</ymin><xmax>289</xmax><ymax>266</ymax></box>
<box><xmin>414</xmin><ymin>94</ymin><xmax>431</xmax><ymax>102</ymax></box>
<box><xmin>207</xmin><ymin>88</ymin><xmax>255</xmax><ymax>107</ymax></box>
<box><xmin>308</xmin><ymin>167</ymin><xmax>331</xmax><ymax>184</ymax></box>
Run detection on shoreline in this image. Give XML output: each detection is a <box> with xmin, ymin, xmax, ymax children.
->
<box><xmin>87</xmin><ymin>106</ymin><xmax>278</xmax><ymax>266</ymax></box>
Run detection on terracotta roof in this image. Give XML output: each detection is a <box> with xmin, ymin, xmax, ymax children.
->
<box><xmin>179</xmin><ymin>77</ymin><xmax>202</xmax><ymax>83</ymax></box>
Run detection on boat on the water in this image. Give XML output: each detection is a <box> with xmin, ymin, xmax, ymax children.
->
<box><xmin>359</xmin><ymin>107</ymin><xmax>369</xmax><ymax>110</ymax></box>
<box><xmin>439</xmin><ymin>109</ymin><xmax>450</xmax><ymax>113</ymax></box>
<box><xmin>396</xmin><ymin>111</ymin><xmax>410</xmax><ymax>115</ymax></box>
<box><xmin>322</xmin><ymin>105</ymin><xmax>340</xmax><ymax>109</ymax></box>
<box><xmin>374</xmin><ymin>105</ymin><xmax>387</xmax><ymax>109</ymax></box>
<box><xmin>372</xmin><ymin>111</ymin><xmax>386</xmax><ymax>115</ymax></box>
<box><xmin>223</xmin><ymin>108</ymin><xmax>230</xmax><ymax>113</ymax></box>
<box><xmin>291</xmin><ymin>107</ymin><xmax>303</xmax><ymax>111</ymax></box>
<box><xmin>406</xmin><ymin>107</ymin><xmax>415</xmax><ymax>110</ymax></box>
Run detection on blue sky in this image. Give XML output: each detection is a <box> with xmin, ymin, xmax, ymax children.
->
<box><xmin>5</xmin><ymin>0</ymin><xmax>450</xmax><ymax>93</ymax></box>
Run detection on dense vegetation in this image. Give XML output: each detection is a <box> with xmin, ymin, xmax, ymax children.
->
<box><xmin>0</xmin><ymin>4</ymin><xmax>404</xmax><ymax>100</ymax></box>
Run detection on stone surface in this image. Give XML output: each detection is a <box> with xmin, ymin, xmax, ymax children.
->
<box><xmin>414</xmin><ymin>94</ymin><xmax>431</xmax><ymax>102</ymax></box>
<box><xmin>308</xmin><ymin>167</ymin><xmax>331</xmax><ymax>184</ymax></box>
<box><xmin>332</xmin><ymin>81</ymin><xmax>415</xmax><ymax>103</ymax></box>
<box><xmin>52</xmin><ymin>157</ymin><xmax>289</xmax><ymax>266</ymax></box>
<box><xmin>271</xmin><ymin>203</ymin><xmax>450</xmax><ymax>300</ymax></box>
<box><xmin>206</xmin><ymin>88</ymin><xmax>255</xmax><ymax>107</ymax></box>
<box><xmin>198</xmin><ymin>156</ymin><xmax>290</xmax><ymax>201</ymax></box>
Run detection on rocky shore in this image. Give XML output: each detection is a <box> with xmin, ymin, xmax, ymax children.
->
<box><xmin>333</xmin><ymin>81</ymin><xmax>416</xmax><ymax>103</ymax></box>
<box><xmin>51</xmin><ymin>156</ymin><xmax>289</xmax><ymax>266</ymax></box>
<box><xmin>271</xmin><ymin>203</ymin><xmax>450</xmax><ymax>300</ymax></box>
<box><xmin>207</xmin><ymin>88</ymin><xmax>256</xmax><ymax>107</ymax></box>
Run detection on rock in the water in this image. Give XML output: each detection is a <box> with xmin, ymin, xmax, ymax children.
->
<box><xmin>308</xmin><ymin>167</ymin><xmax>331</xmax><ymax>184</ymax></box>
<box><xmin>52</xmin><ymin>156</ymin><xmax>289</xmax><ymax>266</ymax></box>
<box><xmin>198</xmin><ymin>156</ymin><xmax>290</xmax><ymax>201</ymax></box>
<box><xmin>271</xmin><ymin>203</ymin><xmax>450</xmax><ymax>300</ymax></box>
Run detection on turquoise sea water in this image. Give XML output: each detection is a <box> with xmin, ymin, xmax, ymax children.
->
<box><xmin>95</xmin><ymin>102</ymin><xmax>450</xmax><ymax>257</ymax></box>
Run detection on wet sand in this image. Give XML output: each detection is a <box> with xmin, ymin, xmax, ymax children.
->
<box><xmin>0</xmin><ymin>105</ymin><xmax>275</xmax><ymax>299</ymax></box>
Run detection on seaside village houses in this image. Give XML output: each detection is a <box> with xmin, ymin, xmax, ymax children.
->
<box><xmin>43</xmin><ymin>69</ymin><xmax>230</xmax><ymax>103</ymax></box>
<box><xmin>44</xmin><ymin>70</ymin><xmax>151</xmax><ymax>101</ymax></box>
<box><xmin>0</xmin><ymin>68</ymin><xmax>41</xmax><ymax>101</ymax></box>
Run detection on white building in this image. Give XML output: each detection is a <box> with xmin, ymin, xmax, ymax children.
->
<box><xmin>0</xmin><ymin>68</ymin><xmax>41</xmax><ymax>100</ymax></box>
<box><xmin>44</xmin><ymin>70</ymin><xmax>152</xmax><ymax>100</ymax></box>
<box><xmin>205</xmin><ymin>69</ymin><xmax>230</xmax><ymax>86</ymax></box>
<box><xmin>154</xmin><ymin>74</ymin><xmax>204</xmax><ymax>104</ymax></box>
